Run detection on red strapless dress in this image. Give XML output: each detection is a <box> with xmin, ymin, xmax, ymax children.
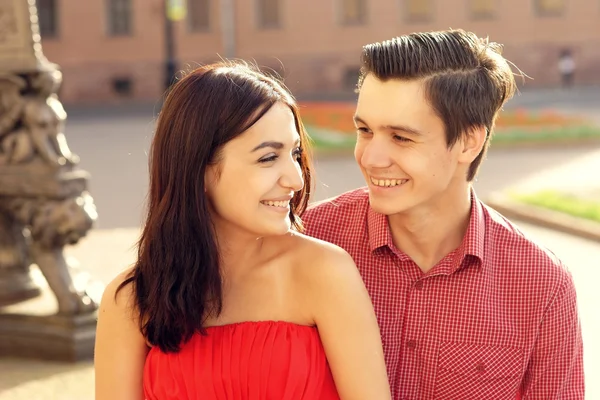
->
<box><xmin>143</xmin><ymin>321</ymin><xmax>341</xmax><ymax>399</ymax></box>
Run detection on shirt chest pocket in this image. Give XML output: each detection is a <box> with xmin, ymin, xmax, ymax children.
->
<box><xmin>434</xmin><ymin>341</ymin><xmax>524</xmax><ymax>400</ymax></box>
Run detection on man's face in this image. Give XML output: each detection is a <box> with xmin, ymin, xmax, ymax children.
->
<box><xmin>354</xmin><ymin>75</ymin><xmax>471</xmax><ymax>216</ymax></box>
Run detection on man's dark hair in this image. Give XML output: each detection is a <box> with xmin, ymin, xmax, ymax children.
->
<box><xmin>359</xmin><ymin>29</ymin><xmax>518</xmax><ymax>181</ymax></box>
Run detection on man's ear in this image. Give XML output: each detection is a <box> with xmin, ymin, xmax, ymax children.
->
<box><xmin>458</xmin><ymin>126</ymin><xmax>487</xmax><ymax>164</ymax></box>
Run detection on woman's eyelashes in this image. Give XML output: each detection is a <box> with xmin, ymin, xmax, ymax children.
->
<box><xmin>258</xmin><ymin>147</ymin><xmax>302</xmax><ymax>164</ymax></box>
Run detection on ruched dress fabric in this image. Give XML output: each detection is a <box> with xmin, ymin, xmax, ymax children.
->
<box><xmin>143</xmin><ymin>321</ymin><xmax>341</xmax><ymax>400</ymax></box>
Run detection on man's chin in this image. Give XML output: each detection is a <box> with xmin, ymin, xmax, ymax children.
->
<box><xmin>368</xmin><ymin>195</ymin><xmax>411</xmax><ymax>216</ymax></box>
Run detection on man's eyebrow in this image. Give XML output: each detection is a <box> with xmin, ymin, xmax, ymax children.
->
<box><xmin>383</xmin><ymin>124</ymin><xmax>423</xmax><ymax>136</ymax></box>
<box><xmin>353</xmin><ymin>114</ymin><xmax>366</xmax><ymax>125</ymax></box>
<box><xmin>354</xmin><ymin>115</ymin><xmax>423</xmax><ymax>136</ymax></box>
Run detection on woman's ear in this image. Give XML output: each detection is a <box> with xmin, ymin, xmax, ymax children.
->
<box><xmin>204</xmin><ymin>164</ymin><xmax>218</xmax><ymax>194</ymax></box>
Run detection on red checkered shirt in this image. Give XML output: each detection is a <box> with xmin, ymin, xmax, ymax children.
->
<box><xmin>302</xmin><ymin>188</ymin><xmax>584</xmax><ymax>400</ymax></box>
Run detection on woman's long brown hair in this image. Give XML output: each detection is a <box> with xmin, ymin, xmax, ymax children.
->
<box><xmin>117</xmin><ymin>61</ymin><xmax>313</xmax><ymax>353</ymax></box>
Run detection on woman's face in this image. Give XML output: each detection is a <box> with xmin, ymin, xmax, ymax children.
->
<box><xmin>205</xmin><ymin>102</ymin><xmax>305</xmax><ymax>238</ymax></box>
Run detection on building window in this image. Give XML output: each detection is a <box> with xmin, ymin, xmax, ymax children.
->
<box><xmin>107</xmin><ymin>0</ymin><xmax>132</xmax><ymax>36</ymax></box>
<box><xmin>257</xmin><ymin>0</ymin><xmax>280</xmax><ymax>28</ymax></box>
<box><xmin>405</xmin><ymin>0</ymin><xmax>433</xmax><ymax>22</ymax></box>
<box><xmin>470</xmin><ymin>0</ymin><xmax>494</xmax><ymax>19</ymax></box>
<box><xmin>188</xmin><ymin>0</ymin><xmax>210</xmax><ymax>31</ymax></box>
<box><xmin>37</xmin><ymin>0</ymin><xmax>58</xmax><ymax>38</ymax></box>
<box><xmin>112</xmin><ymin>76</ymin><xmax>133</xmax><ymax>97</ymax></box>
<box><xmin>340</xmin><ymin>0</ymin><xmax>366</xmax><ymax>25</ymax></box>
<box><xmin>535</xmin><ymin>0</ymin><xmax>564</xmax><ymax>16</ymax></box>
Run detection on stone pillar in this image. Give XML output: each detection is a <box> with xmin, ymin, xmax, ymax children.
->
<box><xmin>0</xmin><ymin>0</ymin><xmax>101</xmax><ymax>361</ymax></box>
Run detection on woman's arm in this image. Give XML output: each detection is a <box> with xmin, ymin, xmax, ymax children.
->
<box><xmin>302</xmin><ymin>241</ymin><xmax>392</xmax><ymax>400</ymax></box>
<box><xmin>94</xmin><ymin>270</ymin><xmax>149</xmax><ymax>400</ymax></box>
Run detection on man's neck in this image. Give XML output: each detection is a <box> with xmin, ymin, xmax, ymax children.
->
<box><xmin>388</xmin><ymin>185</ymin><xmax>473</xmax><ymax>273</ymax></box>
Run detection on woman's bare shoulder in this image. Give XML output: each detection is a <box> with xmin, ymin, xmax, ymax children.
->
<box><xmin>286</xmin><ymin>231</ymin><xmax>358</xmax><ymax>283</ymax></box>
<box><xmin>95</xmin><ymin>268</ymin><xmax>149</xmax><ymax>400</ymax></box>
<box><xmin>98</xmin><ymin>267</ymin><xmax>138</xmax><ymax>322</ymax></box>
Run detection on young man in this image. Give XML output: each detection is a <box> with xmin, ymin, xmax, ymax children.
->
<box><xmin>302</xmin><ymin>30</ymin><xmax>584</xmax><ymax>399</ymax></box>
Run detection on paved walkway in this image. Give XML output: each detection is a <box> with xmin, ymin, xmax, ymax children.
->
<box><xmin>505</xmin><ymin>146</ymin><xmax>600</xmax><ymax>198</ymax></box>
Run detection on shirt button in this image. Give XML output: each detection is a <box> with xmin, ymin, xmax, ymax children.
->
<box><xmin>414</xmin><ymin>281</ymin><xmax>424</xmax><ymax>290</ymax></box>
<box><xmin>406</xmin><ymin>340</ymin><xmax>418</xmax><ymax>350</ymax></box>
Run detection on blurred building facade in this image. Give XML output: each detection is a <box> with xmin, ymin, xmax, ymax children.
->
<box><xmin>37</xmin><ymin>0</ymin><xmax>600</xmax><ymax>104</ymax></box>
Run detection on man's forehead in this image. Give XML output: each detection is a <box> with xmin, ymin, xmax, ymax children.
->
<box><xmin>359</xmin><ymin>75</ymin><xmax>426</xmax><ymax>98</ymax></box>
<box><xmin>357</xmin><ymin>83</ymin><xmax>429</xmax><ymax>118</ymax></box>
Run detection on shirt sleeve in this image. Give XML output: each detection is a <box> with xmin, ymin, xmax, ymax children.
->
<box><xmin>520</xmin><ymin>269</ymin><xmax>585</xmax><ymax>399</ymax></box>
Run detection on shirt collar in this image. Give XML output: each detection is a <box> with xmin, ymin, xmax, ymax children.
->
<box><xmin>456</xmin><ymin>189</ymin><xmax>485</xmax><ymax>268</ymax></box>
<box><xmin>366</xmin><ymin>188</ymin><xmax>486</xmax><ymax>268</ymax></box>
<box><xmin>367</xmin><ymin>206</ymin><xmax>392</xmax><ymax>252</ymax></box>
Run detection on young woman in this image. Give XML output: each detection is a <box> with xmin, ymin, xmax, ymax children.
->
<box><xmin>94</xmin><ymin>61</ymin><xmax>391</xmax><ymax>400</ymax></box>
